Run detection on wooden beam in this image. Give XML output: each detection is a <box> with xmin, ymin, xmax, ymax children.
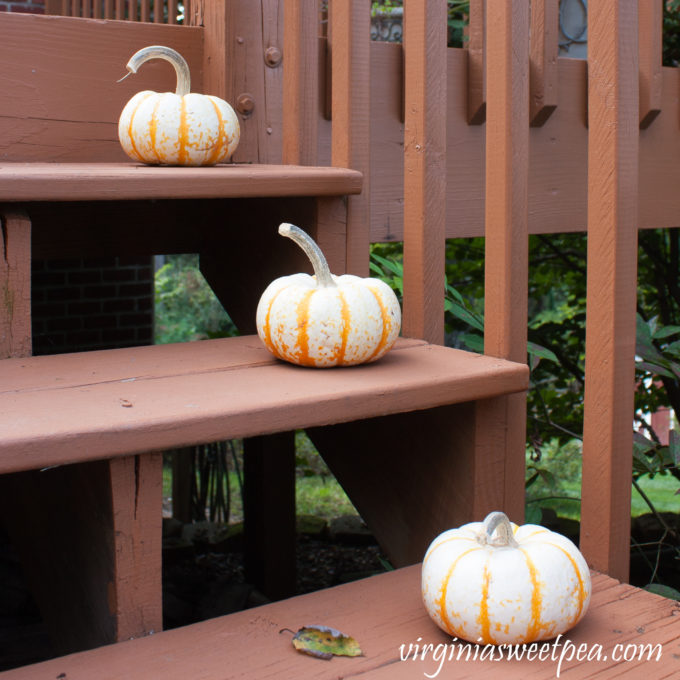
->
<box><xmin>330</xmin><ymin>0</ymin><xmax>371</xmax><ymax>275</ymax></box>
<box><xmin>482</xmin><ymin>1</ymin><xmax>530</xmax><ymax>523</ymax></box>
<box><xmin>581</xmin><ymin>0</ymin><xmax>639</xmax><ymax>581</ymax></box>
<box><xmin>282</xmin><ymin>0</ymin><xmax>319</xmax><ymax>165</ymax></box>
<box><xmin>529</xmin><ymin>0</ymin><xmax>558</xmax><ymax>126</ymax></box>
<box><xmin>639</xmin><ymin>0</ymin><xmax>662</xmax><ymax>129</ymax></box>
<box><xmin>0</xmin><ymin>207</ymin><xmax>31</xmax><ymax>359</ymax></box>
<box><xmin>467</xmin><ymin>0</ymin><xmax>486</xmax><ymax>125</ymax></box>
<box><xmin>402</xmin><ymin>0</ymin><xmax>447</xmax><ymax>343</ymax></box>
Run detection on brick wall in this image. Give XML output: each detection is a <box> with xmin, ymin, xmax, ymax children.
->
<box><xmin>31</xmin><ymin>257</ymin><xmax>155</xmax><ymax>355</ymax></box>
<box><xmin>0</xmin><ymin>1</ymin><xmax>44</xmax><ymax>12</ymax></box>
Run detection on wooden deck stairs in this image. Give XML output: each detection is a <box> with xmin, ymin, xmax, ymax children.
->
<box><xmin>1</xmin><ymin>1</ymin><xmax>679</xmax><ymax>678</ymax></box>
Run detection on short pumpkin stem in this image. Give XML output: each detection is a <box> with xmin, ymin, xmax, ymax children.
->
<box><xmin>279</xmin><ymin>223</ymin><xmax>336</xmax><ymax>288</ymax></box>
<box><xmin>479</xmin><ymin>511</ymin><xmax>519</xmax><ymax>548</ymax></box>
<box><xmin>122</xmin><ymin>45</ymin><xmax>191</xmax><ymax>97</ymax></box>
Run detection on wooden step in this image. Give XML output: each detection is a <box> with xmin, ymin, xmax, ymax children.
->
<box><xmin>3</xmin><ymin>565</ymin><xmax>679</xmax><ymax>679</ymax></box>
<box><xmin>0</xmin><ymin>163</ymin><xmax>363</xmax><ymax>201</ymax></box>
<box><xmin>0</xmin><ymin>336</ymin><xmax>528</xmax><ymax>474</ymax></box>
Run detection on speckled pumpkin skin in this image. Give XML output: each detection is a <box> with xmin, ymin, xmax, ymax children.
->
<box><xmin>118</xmin><ymin>91</ymin><xmax>240</xmax><ymax>166</ymax></box>
<box><xmin>422</xmin><ymin>520</ymin><xmax>591</xmax><ymax>645</ymax></box>
<box><xmin>256</xmin><ymin>273</ymin><xmax>401</xmax><ymax>367</ymax></box>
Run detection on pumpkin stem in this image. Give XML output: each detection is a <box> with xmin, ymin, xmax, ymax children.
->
<box><xmin>122</xmin><ymin>45</ymin><xmax>191</xmax><ymax>97</ymax></box>
<box><xmin>278</xmin><ymin>223</ymin><xmax>336</xmax><ymax>288</ymax></box>
<box><xmin>479</xmin><ymin>511</ymin><xmax>518</xmax><ymax>548</ymax></box>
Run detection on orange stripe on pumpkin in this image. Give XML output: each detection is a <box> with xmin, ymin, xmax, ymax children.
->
<box><xmin>177</xmin><ymin>96</ymin><xmax>189</xmax><ymax>165</ymax></box>
<box><xmin>206</xmin><ymin>98</ymin><xmax>227</xmax><ymax>165</ymax></box>
<box><xmin>262</xmin><ymin>286</ymin><xmax>290</xmax><ymax>359</ymax></box>
<box><xmin>127</xmin><ymin>92</ymin><xmax>154</xmax><ymax>162</ymax></box>
<box><xmin>546</xmin><ymin>542</ymin><xmax>588</xmax><ymax>624</ymax></box>
<box><xmin>148</xmin><ymin>96</ymin><xmax>164</xmax><ymax>164</ymax></box>
<box><xmin>337</xmin><ymin>290</ymin><xmax>350</xmax><ymax>365</ymax></box>
<box><xmin>519</xmin><ymin>548</ymin><xmax>544</xmax><ymax>642</ymax></box>
<box><xmin>366</xmin><ymin>285</ymin><xmax>393</xmax><ymax>361</ymax></box>
<box><xmin>295</xmin><ymin>289</ymin><xmax>316</xmax><ymax>366</ymax></box>
<box><xmin>435</xmin><ymin>546</ymin><xmax>480</xmax><ymax>637</ymax></box>
<box><xmin>477</xmin><ymin>560</ymin><xmax>496</xmax><ymax>644</ymax></box>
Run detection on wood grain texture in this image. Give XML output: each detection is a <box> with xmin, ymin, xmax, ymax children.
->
<box><xmin>361</xmin><ymin>47</ymin><xmax>680</xmax><ymax>241</ymax></box>
<box><xmin>580</xmin><ymin>0</ymin><xmax>639</xmax><ymax>581</ymax></box>
<box><xmin>330</xmin><ymin>0</ymin><xmax>371</xmax><ymax>275</ymax></box>
<box><xmin>483</xmin><ymin>1</ymin><xmax>529</xmax><ymax>364</ymax></box>
<box><xmin>0</xmin><ymin>163</ymin><xmax>362</xmax><ymax>201</ymax></box>
<box><xmin>310</xmin><ymin>402</ymin><xmax>497</xmax><ymax>567</ymax></box>
<box><xmin>529</xmin><ymin>0</ymin><xmax>558</xmax><ymax>126</ymax></box>
<box><xmin>638</xmin><ymin>0</ymin><xmax>662</xmax><ymax>128</ymax></box>
<box><xmin>402</xmin><ymin>0</ymin><xmax>447</xmax><ymax>343</ymax></box>
<box><xmin>0</xmin><ymin>13</ymin><xmax>203</xmax><ymax>162</ymax></box>
<box><xmin>5</xmin><ymin>567</ymin><xmax>680</xmax><ymax>679</ymax></box>
<box><xmin>0</xmin><ymin>335</ymin><xmax>528</xmax><ymax>474</ymax></box>
<box><xmin>467</xmin><ymin>0</ymin><xmax>486</xmax><ymax>124</ymax></box>
<box><xmin>108</xmin><ymin>453</ymin><xmax>163</xmax><ymax>641</ymax></box>
<box><xmin>282</xmin><ymin>0</ymin><xmax>319</xmax><ymax>165</ymax></box>
<box><xmin>0</xmin><ymin>208</ymin><xmax>31</xmax><ymax>359</ymax></box>
<box><xmin>479</xmin><ymin>2</ymin><xmax>530</xmax><ymax>527</ymax></box>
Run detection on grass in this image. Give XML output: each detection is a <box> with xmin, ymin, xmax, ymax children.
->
<box><xmin>525</xmin><ymin>438</ymin><xmax>680</xmax><ymax>521</ymax></box>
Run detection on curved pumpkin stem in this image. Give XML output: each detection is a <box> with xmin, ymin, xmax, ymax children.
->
<box><xmin>121</xmin><ymin>45</ymin><xmax>191</xmax><ymax>97</ymax></box>
<box><xmin>279</xmin><ymin>223</ymin><xmax>336</xmax><ymax>288</ymax></box>
<box><xmin>479</xmin><ymin>511</ymin><xmax>519</xmax><ymax>548</ymax></box>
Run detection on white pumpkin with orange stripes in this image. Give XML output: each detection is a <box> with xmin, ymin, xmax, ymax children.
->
<box><xmin>118</xmin><ymin>45</ymin><xmax>239</xmax><ymax>166</ymax></box>
<box><xmin>422</xmin><ymin>511</ymin><xmax>591</xmax><ymax>645</ymax></box>
<box><xmin>256</xmin><ymin>223</ymin><xmax>401</xmax><ymax>367</ymax></box>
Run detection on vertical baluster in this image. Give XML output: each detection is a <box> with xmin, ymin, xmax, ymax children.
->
<box><xmin>183</xmin><ymin>0</ymin><xmax>190</xmax><ymax>24</ymax></box>
<box><xmin>639</xmin><ymin>0</ymin><xmax>662</xmax><ymax>128</ymax></box>
<box><xmin>104</xmin><ymin>0</ymin><xmax>113</xmax><ymax>18</ymax></box>
<box><xmin>115</xmin><ymin>0</ymin><xmax>124</xmax><ymax>20</ymax></box>
<box><xmin>93</xmin><ymin>0</ymin><xmax>102</xmax><ymax>19</ymax></box>
<box><xmin>128</xmin><ymin>0</ymin><xmax>137</xmax><ymax>20</ymax></box>
<box><xmin>154</xmin><ymin>0</ymin><xmax>162</xmax><ymax>22</ymax></box>
<box><xmin>168</xmin><ymin>0</ymin><xmax>178</xmax><ymax>24</ymax></box>
<box><xmin>581</xmin><ymin>0</ymin><xmax>639</xmax><ymax>581</ymax></box>
<box><xmin>478</xmin><ymin>1</ymin><xmax>530</xmax><ymax>523</ymax></box>
<box><xmin>467</xmin><ymin>0</ymin><xmax>486</xmax><ymax>125</ymax></box>
<box><xmin>282</xmin><ymin>0</ymin><xmax>319</xmax><ymax>166</ymax></box>
<box><xmin>330</xmin><ymin>0</ymin><xmax>371</xmax><ymax>275</ymax></box>
<box><xmin>530</xmin><ymin>0</ymin><xmax>559</xmax><ymax>126</ymax></box>
<box><xmin>402</xmin><ymin>0</ymin><xmax>447</xmax><ymax>342</ymax></box>
<box><xmin>140</xmin><ymin>0</ymin><xmax>150</xmax><ymax>22</ymax></box>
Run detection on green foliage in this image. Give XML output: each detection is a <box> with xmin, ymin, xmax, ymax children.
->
<box><xmin>154</xmin><ymin>254</ymin><xmax>237</xmax><ymax>344</ymax></box>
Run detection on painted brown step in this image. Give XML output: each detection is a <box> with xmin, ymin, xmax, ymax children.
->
<box><xmin>0</xmin><ymin>335</ymin><xmax>528</xmax><ymax>474</ymax></box>
<box><xmin>0</xmin><ymin>163</ymin><xmax>362</xmax><ymax>202</ymax></box>
<box><xmin>3</xmin><ymin>565</ymin><xmax>680</xmax><ymax>679</ymax></box>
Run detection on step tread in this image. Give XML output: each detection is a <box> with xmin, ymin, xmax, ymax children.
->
<box><xmin>0</xmin><ymin>162</ymin><xmax>363</xmax><ymax>201</ymax></box>
<box><xmin>0</xmin><ymin>336</ymin><xmax>528</xmax><ymax>473</ymax></box>
<box><xmin>3</xmin><ymin>566</ymin><xmax>679</xmax><ymax>679</ymax></box>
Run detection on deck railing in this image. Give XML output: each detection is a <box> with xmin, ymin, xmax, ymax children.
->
<box><xmin>44</xmin><ymin>0</ymin><xmax>189</xmax><ymax>23</ymax></box>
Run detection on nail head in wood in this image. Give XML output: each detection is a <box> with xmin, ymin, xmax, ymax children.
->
<box><xmin>265</xmin><ymin>46</ymin><xmax>282</xmax><ymax>67</ymax></box>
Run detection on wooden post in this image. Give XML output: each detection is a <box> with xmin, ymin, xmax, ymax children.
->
<box><xmin>638</xmin><ymin>0</ymin><xmax>662</xmax><ymax>129</ymax></box>
<box><xmin>0</xmin><ymin>208</ymin><xmax>31</xmax><ymax>359</ymax></box>
<box><xmin>467</xmin><ymin>0</ymin><xmax>486</xmax><ymax>125</ymax></box>
<box><xmin>530</xmin><ymin>0</ymin><xmax>559</xmax><ymax>127</ymax></box>
<box><xmin>330</xmin><ymin>0</ymin><xmax>371</xmax><ymax>276</ymax></box>
<box><xmin>193</xmin><ymin>0</ymin><xmax>282</xmax><ymax>164</ymax></box>
<box><xmin>243</xmin><ymin>432</ymin><xmax>296</xmax><ymax>600</ymax></box>
<box><xmin>581</xmin><ymin>0</ymin><xmax>639</xmax><ymax>581</ymax></box>
<box><xmin>480</xmin><ymin>1</ymin><xmax>530</xmax><ymax>522</ymax></box>
<box><xmin>402</xmin><ymin>0</ymin><xmax>447</xmax><ymax>344</ymax></box>
<box><xmin>282</xmin><ymin>0</ymin><xmax>319</xmax><ymax>165</ymax></box>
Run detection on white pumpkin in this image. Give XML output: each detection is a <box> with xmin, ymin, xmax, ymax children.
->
<box><xmin>118</xmin><ymin>45</ymin><xmax>240</xmax><ymax>166</ymax></box>
<box><xmin>422</xmin><ymin>511</ymin><xmax>591</xmax><ymax>645</ymax></box>
<box><xmin>256</xmin><ymin>223</ymin><xmax>401</xmax><ymax>367</ymax></box>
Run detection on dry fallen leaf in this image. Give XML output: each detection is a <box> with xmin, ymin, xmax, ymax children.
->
<box><xmin>291</xmin><ymin>625</ymin><xmax>363</xmax><ymax>660</ymax></box>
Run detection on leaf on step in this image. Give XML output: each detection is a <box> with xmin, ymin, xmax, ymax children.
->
<box><xmin>292</xmin><ymin>625</ymin><xmax>362</xmax><ymax>660</ymax></box>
